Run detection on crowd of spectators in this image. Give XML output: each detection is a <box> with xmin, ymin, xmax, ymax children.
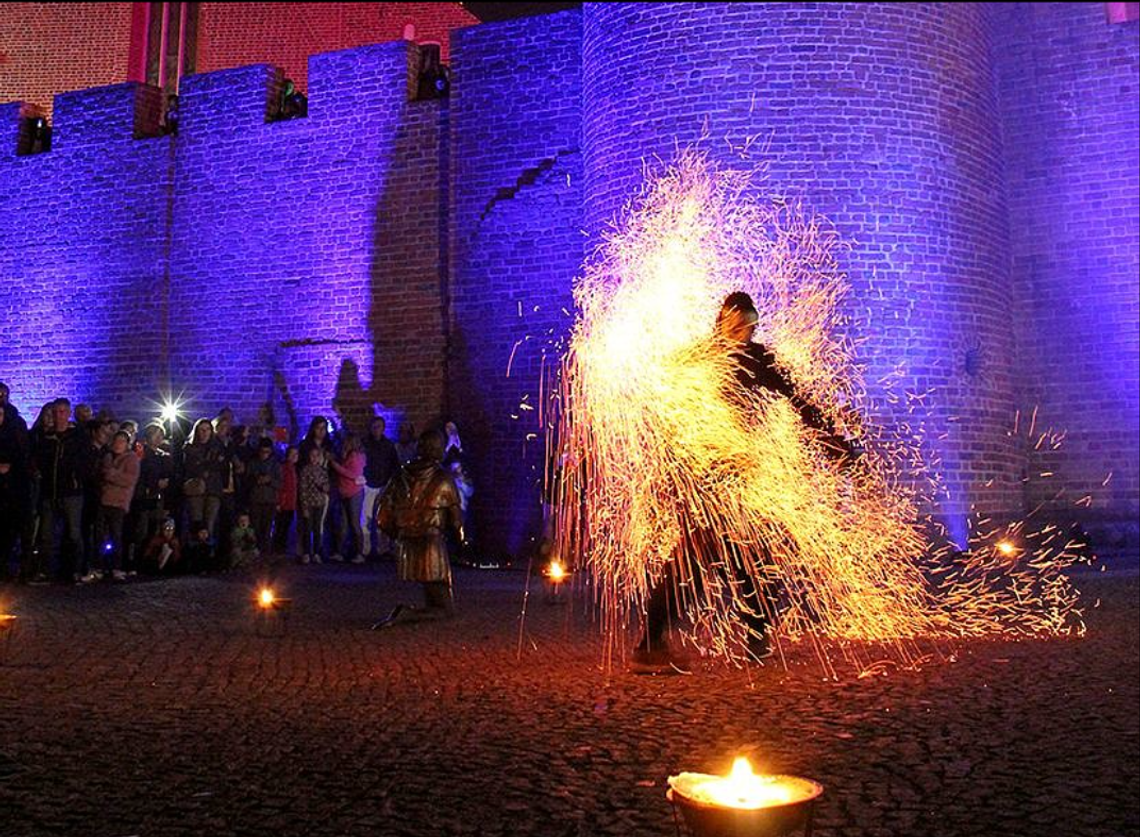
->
<box><xmin>0</xmin><ymin>381</ymin><xmax>471</xmax><ymax>585</ymax></box>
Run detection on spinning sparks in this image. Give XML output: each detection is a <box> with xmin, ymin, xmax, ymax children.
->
<box><xmin>551</xmin><ymin>150</ymin><xmax>1084</xmax><ymax>672</ymax></box>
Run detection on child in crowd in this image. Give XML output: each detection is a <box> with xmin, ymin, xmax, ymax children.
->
<box><xmin>142</xmin><ymin>518</ymin><xmax>182</xmax><ymax>574</ymax></box>
<box><xmin>184</xmin><ymin>525</ymin><xmax>214</xmax><ymax>574</ymax></box>
<box><xmin>229</xmin><ymin>512</ymin><xmax>258</xmax><ymax>568</ymax></box>
<box><xmin>298</xmin><ymin>445</ymin><xmax>329</xmax><ymax>564</ymax></box>
<box><xmin>98</xmin><ymin>430</ymin><xmax>141</xmax><ymax>581</ymax></box>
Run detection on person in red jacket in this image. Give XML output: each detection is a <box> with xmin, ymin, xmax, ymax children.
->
<box><xmin>273</xmin><ymin>446</ymin><xmax>299</xmax><ymax>558</ymax></box>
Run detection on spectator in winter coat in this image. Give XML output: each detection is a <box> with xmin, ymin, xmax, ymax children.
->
<box><xmin>97</xmin><ymin>430</ymin><xmax>140</xmax><ymax>581</ymax></box>
<box><xmin>141</xmin><ymin>518</ymin><xmax>182</xmax><ymax>574</ymax></box>
<box><xmin>31</xmin><ymin>398</ymin><xmax>86</xmax><ymax>583</ymax></box>
<box><xmin>181</xmin><ymin>419</ymin><xmax>226</xmax><ymax>540</ymax></box>
<box><xmin>132</xmin><ymin>423</ymin><xmax>173</xmax><ymax>559</ymax></box>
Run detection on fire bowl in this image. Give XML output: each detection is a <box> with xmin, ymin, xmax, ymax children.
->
<box><xmin>668</xmin><ymin>772</ymin><xmax>822</xmax><ymax>837</ymax></box>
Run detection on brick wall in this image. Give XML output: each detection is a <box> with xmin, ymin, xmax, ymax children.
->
<box><xmin>196</xmin><ymin>2</ymin><xmax>477</xmax><ymax>91</ymax></box>
<box><xmin>0</xmin><ymin>82</ymin><xmax>171</xmax><ymax>417</ymax></box>
<box><xmin>996</xmin><ymin>3</ymin><xmax>1140</xmax><ymax>536</ymax></box>
<box><xmin>1</xmin><ymin>4</ymin><xmax>1136</xmax><ymax>559</ymax></box>
<box><xmin>167</xmin><ymin>42</ymin><xmax>446</xmax><ymax>438</ymax></box>
<box><xmin>449</xmin><ymin>10</ymin><xmax>582</xmax><ymax>559</ymax></box>
<box><xmin>0</xmin><ymin>2</ymin><xmax>476</xmax><ymax>116</ymax></box>
<box><xmin>0</xmin><ymin>2</ymin><xmax>136</xmax><ymax>116</ymax></box>
<box><xmin>583</xmin><ymin>3</ymin><xmax>1021</xmax><ymax>540</ymax></box>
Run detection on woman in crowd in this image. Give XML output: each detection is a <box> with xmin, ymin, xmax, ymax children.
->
<box><xmin>181</xmin><ymin>418</ymin><xmax>225</xmax><ymax>541</ymax></box>
<box><xmin>330</xmin><ymin>433</ymin><xmax>367</xmax><ymax>563</ymax></box>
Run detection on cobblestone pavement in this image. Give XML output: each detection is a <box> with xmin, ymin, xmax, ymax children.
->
<box><xmin>1</xmin><ymin>560</ymin><xmax>1137</xmax><ymax>837</ymax></box>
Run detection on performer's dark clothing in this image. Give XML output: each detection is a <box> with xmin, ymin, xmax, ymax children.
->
<box><xmin>640</xmin><ymin>341</ymin><xmax>838</xmax><ymax>653</ymax></box>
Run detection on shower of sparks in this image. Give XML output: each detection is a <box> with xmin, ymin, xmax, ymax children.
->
<box><xmin>549</xmin><ymin>150</ymin><xmax>1085</xmax><ymax>673</ymax></box>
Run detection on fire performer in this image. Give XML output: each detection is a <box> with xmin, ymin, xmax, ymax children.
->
<box><xmin>632</xmin><ymin>292</ymin><xmax>854</xmax><ymax>672</ymax></box>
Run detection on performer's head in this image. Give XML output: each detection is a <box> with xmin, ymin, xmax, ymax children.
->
<box><xmin>716</xmin><ymin>292</ymin><xmax>759</xmax><ymax>344</ymax></box>
<box><xmin>419</xmin><ymin>429</ymin><xmax>447</xmax><ymax>463</ymax></box>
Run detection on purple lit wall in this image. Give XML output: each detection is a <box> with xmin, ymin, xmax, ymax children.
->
<box><xmin>1</xmin><ymin>4</ymin><xmax>1137</xmax><ymax>559</ymax></box>
<box><xmin>583</xmin><ymin>3</ymin><xmax>1020</xmax><ymax>544</ymax></box>
<box><xmin>996</xmin><ymin>2</ymin><xmax>1140</xmax><ymax>539</ymax></box>
<box><xmin>166</xmin><ymin>43</ymin><xmax>446</xmax><ymax>438</ymax></box>
<box><xmin>0</xmin><ymin>83</ymin><xmax>171</xmax><ymax>420</ymax></box>
<box><xmin>449</xmin><ymin>10</ymin><xmax>582</xmax><ymax>559</ymax></box>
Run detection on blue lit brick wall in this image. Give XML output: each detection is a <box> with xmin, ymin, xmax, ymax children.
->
<box><xmin>583</xmin><ymin>3</ymin><xmax>1021</xmax><ymax>540</ymax></box>
<box><xmin>996</xmin><ymin>3</ymin><xmax>1140</xmax><ymax>536</ymax></box>
<box><xmin>167</xmin><ymin>42</ymin><xmax>446</xmax><ymax>437</ymax></box>
<box><xmin>1</xmin><ymin>4</ymin><xmax>1136</xmax><ymax>559</ymax></box>
<box><xmin>0</xmin><ymin>83</ymin><xmax>171</xmax><ymax>419</ymax></box>
<box><xmin>449</xmin><ymin>10</ymin><xmax>582</xmax><ymax>558</ymax></box>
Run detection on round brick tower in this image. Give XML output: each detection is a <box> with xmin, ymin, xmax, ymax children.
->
<box><xmin>582</xmin><ymin>2</ymin><xmax>1021</xmax><ymax>531</ymax></box>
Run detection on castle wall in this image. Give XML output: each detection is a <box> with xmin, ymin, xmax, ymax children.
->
<box><xmin>197</xmin><ymin>2</ymin><xmax>477</xmax><ymax>90</ymax></box>
<box><xmin>582</xmin><ymin>3</ymin><xmax>1021</xmax><ymax>539</ymax></box>
<box><xmin>448</xmin><ymin>10</ymin><xmax>582</xmax><ymax>558</ymax></box>
<box><xmin>167</xmin><ymin>42</ymin><xmax>446</xmax><ymax>437</ymax></box>
<box><xmin>0</xmin><ymin>83</ymin><xmax>171</xmax><ymax>419</ymax></box>
<box><xmin>1</xmin><ymin>4</ymin><xmax>1136</xmax><ymax>556</ymax></box>
<box><xmin>996</xmin><ymin>2</ymin><xmax>1140</xmax><ymax>534</ymax></box>
<box><xmin>0</xmin><ymin>3</ymin><xmax>477</xmax><ymax>116</ymax></box>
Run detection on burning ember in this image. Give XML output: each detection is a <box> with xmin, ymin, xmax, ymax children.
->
<box><xmin>258</xmin><ymin>588</ymin><xmax>276</xmax><ymax>609</ymax></box>
<box><xmin>546</xmin><ymin>561</ymin><xmax>567</xmax><ymax>582</ymax></box>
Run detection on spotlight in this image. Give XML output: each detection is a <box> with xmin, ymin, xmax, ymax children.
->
<box><xmin>160</xmin><ymin>399</ymin><xmax>182</xmax><ymax>426</ymax></box>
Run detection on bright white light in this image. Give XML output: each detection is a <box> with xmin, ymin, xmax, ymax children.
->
<box><xmin>160</xmin><ymin>400</ymin><xmax>181</xmax><ymax>424</ymax></box>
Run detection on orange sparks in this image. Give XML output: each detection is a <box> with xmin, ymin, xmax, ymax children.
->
<box><xmin>550</xmin><ymin>150</ymin><xmax>1084</xmax><ymax>672</ymax></box>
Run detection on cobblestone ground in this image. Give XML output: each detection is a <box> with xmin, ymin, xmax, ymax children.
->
<box><xmin>1</xmin><ymin>560</ymin><xmax>1137</xmax><ymax>837</ymax></box>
